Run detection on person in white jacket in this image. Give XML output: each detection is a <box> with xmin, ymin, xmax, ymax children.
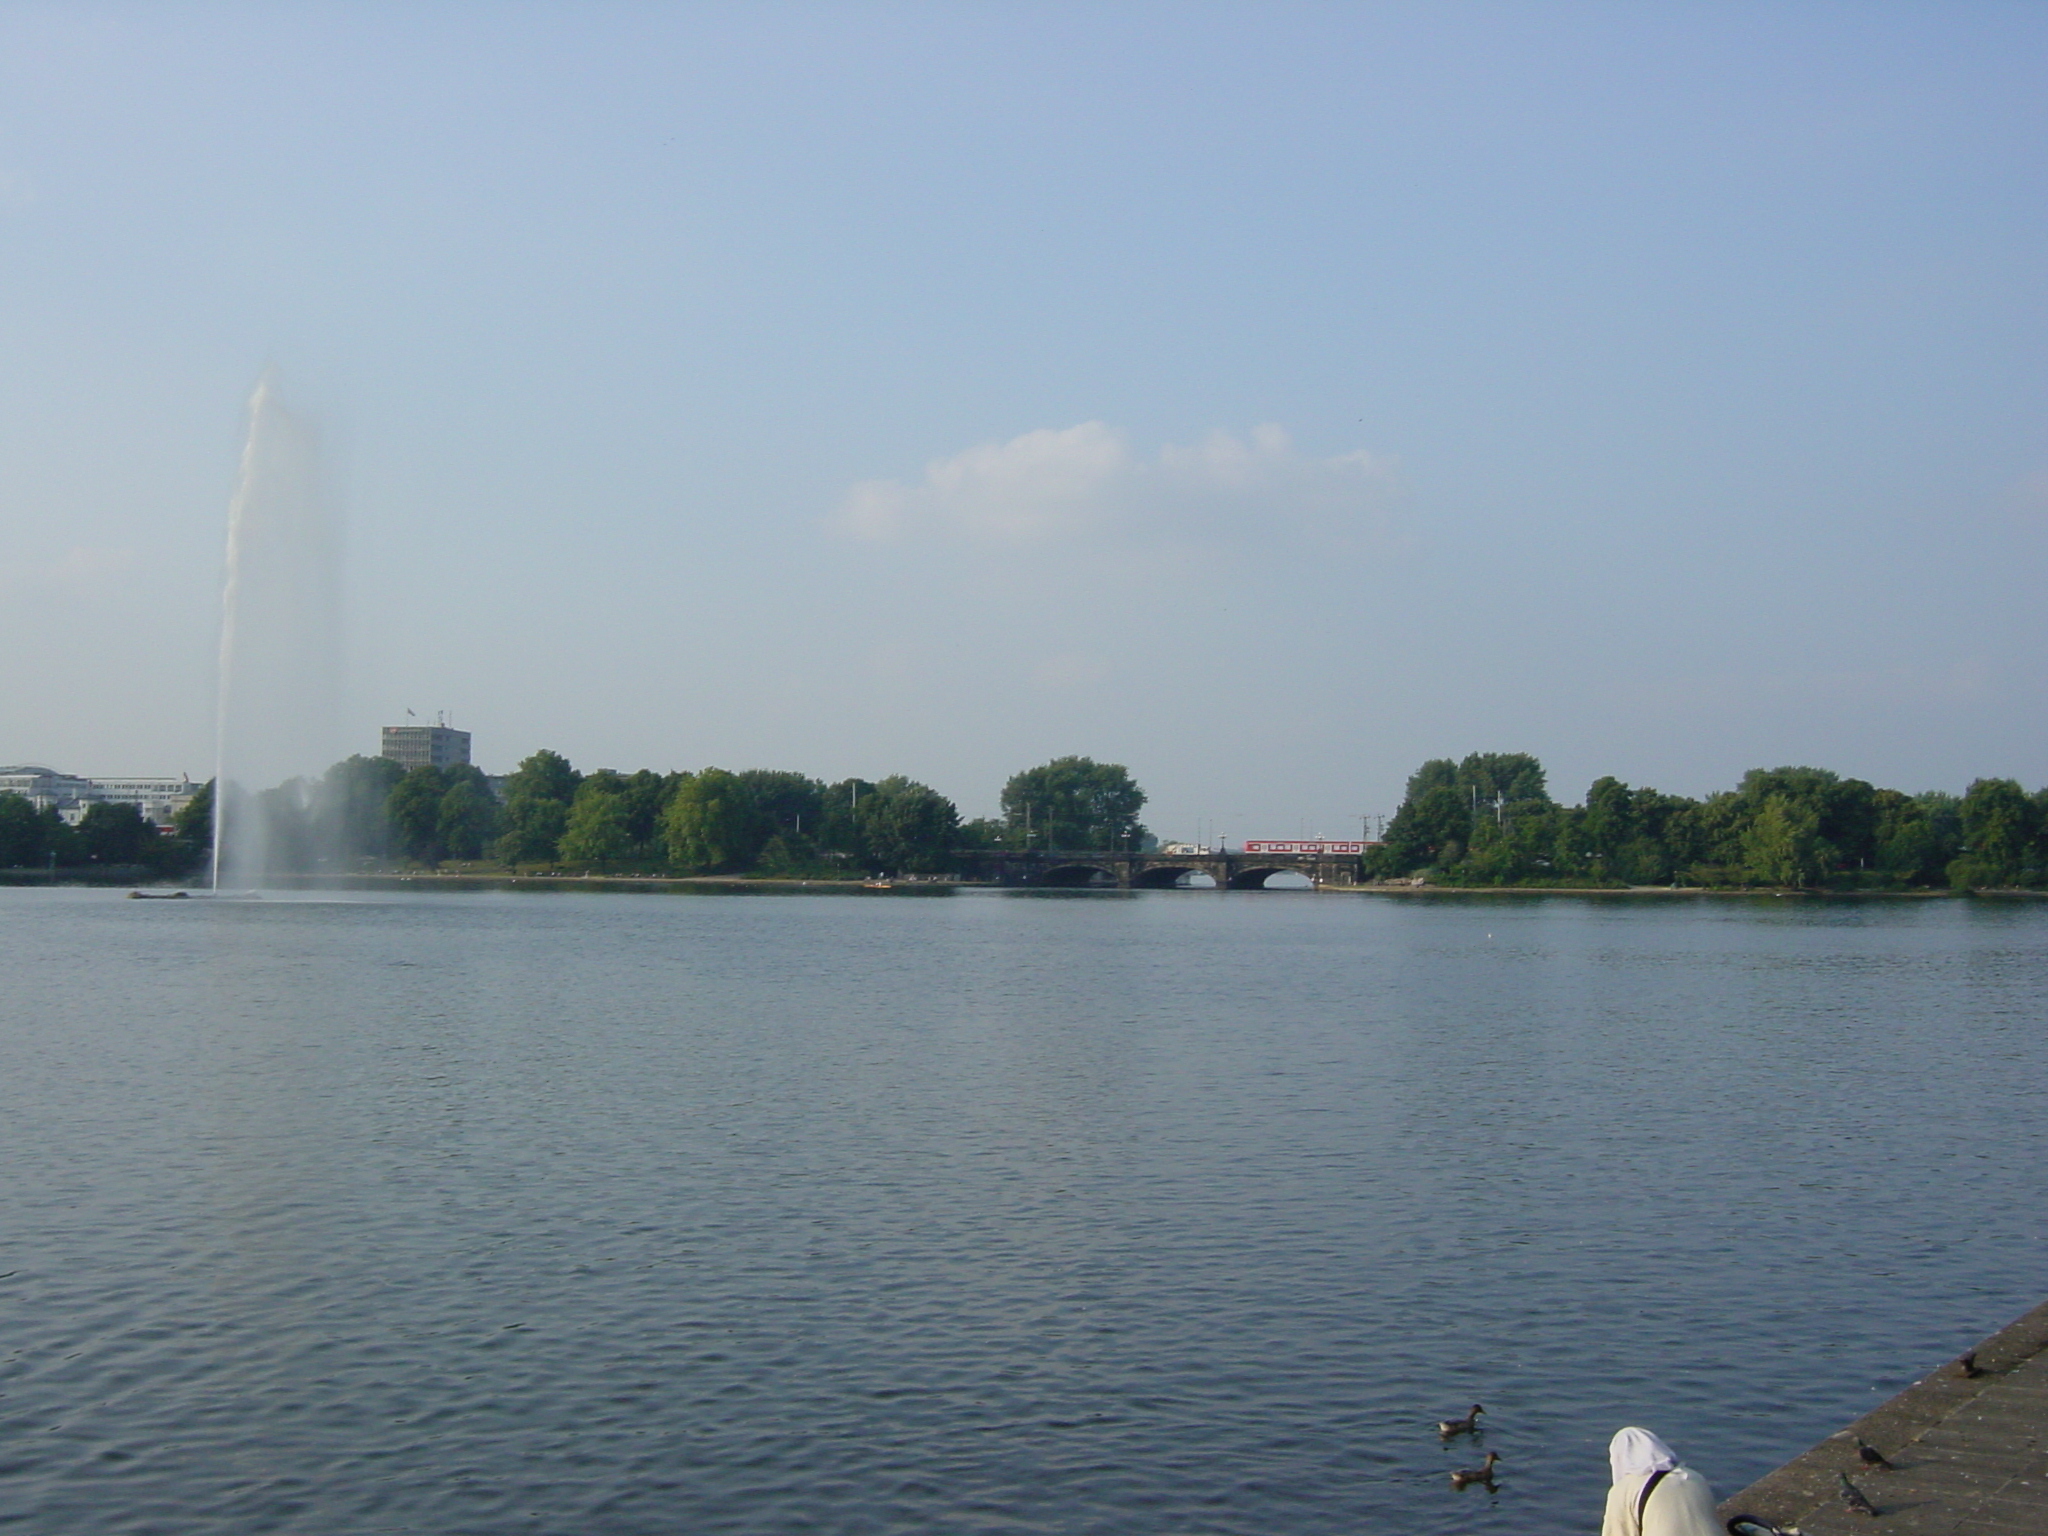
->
<box><xmin>1600</xmin><ymin>1426</ymin><xmax>1722</xmax><ymax>1536</ymax></box>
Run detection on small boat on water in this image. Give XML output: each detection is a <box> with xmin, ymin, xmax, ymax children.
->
<box><xmin>127</xmin><ymin>889</ymin><xmax>191</xmax><ymax>900</ymax></box>
<box><xmin>861</xmin><ymin>878</ymin><xmax>894</xmax><ymax>890</ymax></box>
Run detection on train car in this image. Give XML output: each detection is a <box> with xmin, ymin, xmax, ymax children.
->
<box><xmin>1241</xmin><ymin>840</ymin><xmax>1369</xmax><ymax>855</ymax></box>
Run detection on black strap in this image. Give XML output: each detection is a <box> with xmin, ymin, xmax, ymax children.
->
<box><xmin>1635</xmin><ymin>1469</ymin><xmax>1672</xmax><ymax>1528</ymax></box>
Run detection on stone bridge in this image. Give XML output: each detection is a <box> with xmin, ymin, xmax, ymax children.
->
<box><xmin>957</xmin><ymin>848</ymin><xmax>1365</xmax><ymax>890</ymax></box>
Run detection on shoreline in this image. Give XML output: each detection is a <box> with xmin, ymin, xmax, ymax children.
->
<box><xmin>9</xmin><ymin>869</ymin><xmax>2044</xmax><ymax>900</ymax></box>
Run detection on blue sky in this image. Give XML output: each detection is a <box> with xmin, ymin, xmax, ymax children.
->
<box><xmin>3</xmin><ymin>3</ymin><xmax>2044</xmax><ymax>838</ymax></box>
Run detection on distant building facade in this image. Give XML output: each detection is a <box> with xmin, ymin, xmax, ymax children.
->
<box><xmin>381</xmin><ymin>724</ymin><xmax>472</xmax><ymax>771</ymax></box>
<box><xmin>0</xmin><ymin>766</ymin><xmax>198</xmax><ymax>829</ymax></box>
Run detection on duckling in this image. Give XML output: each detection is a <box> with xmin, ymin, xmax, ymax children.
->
<box><xmin>1854</xmin><ymin>1436</ymin><xmax>1895</xmax><ymax>1471</ymax></box>
<box><xmin>1449</xmin><ymin>1451</ymin><xmax>1500</xmax><ymax>1489</ymax></box>
<box><xmin>1437</xmin><ymin>1403</ymin><xmax>1485</xmax><ymax>1437</ymax></box>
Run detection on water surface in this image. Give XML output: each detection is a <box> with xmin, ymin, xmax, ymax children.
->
<box><xmin>2</xmin><ymin>888</ymin><xmax>2043</xmax><ymax>1534</ymax></box>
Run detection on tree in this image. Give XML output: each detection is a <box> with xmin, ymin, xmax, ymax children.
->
<box><xmin>437</xmin><ymin>768</ymin><xmax>500</xmax><ymax>860</ymax></box>
<box><xmin>315</xmin><ymin>756</ymin><xmax>403</xmax><ymax>862</ymax></box>
<box><xmin>172</xmin><ymin>780</ymin><xmax>215</xmax><ymax>864</ymax></box>
<box><xmin>736</xmin><ymin>770</ymin><xmax>826</xmax><ymax>843</ymax></box>
<box><xmin>817</xmin><ymin>779</ymin><xmax>878</xmax><ymax>862</ymax></box>
<box><xmin>1871</xmin><ymin>789</ymin><xmax>1953</xmax><ymax>885</ymax></box>
<box><xmin>1954</xmin><ymin>777</ymin><xmax>2037</xmax><ymax>888</ymax></box>
<box><xmin>503</xmin><ymin>748</ymin><xmax>579</xmax><ymax>806</ymax></box>
<box><xmin>1000</xmin><ymin>757</ymin><xmax>1147</xmax><ymax>850</ymax></box>
<box><xmin>857</xmin><ymin>776</ymin><xmax>961</xmax><ymax>873</ymax></box>
<box><xmin>251</xmin><ymin>779</ymin><xmax>318</xmax><ymax>873</ymax></box>
<box><xmin>496</xmin><ymin>749</ymin><xmax>580</xmax><ymax>866</ymax></box>
<box><xmin>76</xmin><ymin>802</ymin><xmax>153</xmax><ymax>866</ymax></box>
<box><xmin>498</xmin><ymin>798</ymin><xmax>568</xmax><ymax>867</ymax></box>
<box><xmin>387</xmin><ymin>766</ymin><xmax>449</xmax><ymax>865</ymax></box>
<box><xmin>661</xmin><ymin>769</ymin><xmax>764</xmax><ymax>872</ymax></box>
<box><xmin>559</xmin><ymin>777</ymin><xmax>631</xmax><ymax>868</ymax></box>
<box><xmin>1374</xmin><ymin>783</ymin><xmax>1469</xmax><ymax>874</ymax></box>
<box><xmin>617</xmin><ymin>769</ymin><xmax>674</xmax><ymax>853</ymax></box>
<box><xmin>1404</xmin><ymin>758</ymin><xmax>1459</xmax><ymax>803</ymax></box>
<box><xmin>1456</xmin><ymin>752</ymin><xmax>1548</xmax><ymax>807</ymax></box>
<box><xmin>0</xmin><ymin>792</ymin><xmax>46</xmax><ymax>868</ymax></box>
<box><xmin>1369</xmin><ymin>752</ymin><xmax>1555</xmax><ymax>880</ymax></box>
<box><xmin>1582</xmin><ymin>777</ymin><xmax>1636</xmax><ymax>873</ymax></box>
<box><xmin>1741</xmin><ymin>794</ymin><xmax>1822</xmax><ymax>887</ymax></box>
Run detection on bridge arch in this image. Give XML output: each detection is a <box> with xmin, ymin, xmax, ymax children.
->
<box><xmin>1132</xmin><ymin>865</ymin><xmax>1216</xmax><ymax>889</ymax></box>
<box><xmin>1226</xmin><ymin>865</ymin><xmax>1317</xmax><ymax>890</ymax></box>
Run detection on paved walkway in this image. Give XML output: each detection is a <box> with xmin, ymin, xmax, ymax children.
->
<box><xmin>1718</xmin><ymin>1297</ymin><xmax>2048</xmax><ymax>1535</ymax></box>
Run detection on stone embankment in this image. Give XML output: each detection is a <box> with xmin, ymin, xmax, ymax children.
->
<box><xmin>1719</xmin><ymin>1298</ymin><xmax>2048</xmax><ymax>1535</ymax></box>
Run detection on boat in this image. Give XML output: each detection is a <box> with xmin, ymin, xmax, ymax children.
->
<box><xmin>127</xmin><ymin>889</ymin><xmax>191</xmax><ymax>900</ymax></box>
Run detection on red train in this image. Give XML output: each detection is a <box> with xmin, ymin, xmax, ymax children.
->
<box><xmin>1241</xmin><ymin>839</ymin><xmax>1369</xmax><ymax>855</ymax></box>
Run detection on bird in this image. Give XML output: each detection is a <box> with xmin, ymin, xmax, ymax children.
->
<box><xmin>1449</xmin><ymin>1451</ymin><xmax>1501</xmax><ymax>1489</ymax></box>
<box><xmin>1838</xmin><ymin>1471</ymin><xmax>1880</xmax><ymax>1517</ymax></box>
<box><xmin>1958</xmin><ymin>1350</ymin><xmax>1986</xmax><ymax>1378</ymax></box>
<box><xmin>1855</xmin><ymin>1436</ymin><xmax>1896</xmax><ymax>1471</ymax></box>
<box><xmin>1437</xmin><ymin>1403</ymin><xmax>1485</xmax><ymax>1437</ymax></box>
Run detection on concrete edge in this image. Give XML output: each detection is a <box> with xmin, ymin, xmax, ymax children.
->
<box><xmin>1716</xmin><ymin>1297</ymin><xmax>2048</xmax><ymax>1527</ymax></box>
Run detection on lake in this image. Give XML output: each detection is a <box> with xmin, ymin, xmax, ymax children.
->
<box><xmin>2</xmin><ymin>886</ymin><xmax>2043</xmax><ymax>1534</ymax></box>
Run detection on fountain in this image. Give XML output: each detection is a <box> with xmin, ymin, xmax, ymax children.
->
<box><xmin>211</xmin><ymin>373</ymin><xmax>343</xmax><ymax>888</ymax></box>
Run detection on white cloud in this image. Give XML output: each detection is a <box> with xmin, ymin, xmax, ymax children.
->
<box><xmin>836</xmin><ymin>421</ymin><xmax>1398</xmax><ymax>553</ymax></box>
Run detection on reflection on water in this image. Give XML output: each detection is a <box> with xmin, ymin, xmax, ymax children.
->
<box><xmin>1</xmin><ymin>889</ymin><xmax>2043</xmax><ymax>1535</ymax></box>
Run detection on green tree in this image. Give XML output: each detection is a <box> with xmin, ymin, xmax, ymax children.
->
<box><xmin>1373</xmin><ymin>783</ymin><xmax>1469</xmax><ymax>875</ymax></box>
<box><xmin>387</xmin><ymin>766</ymin><xmax>450</xmax><ymax>865</ymax></box>
<box><xmin>76</xmin><ymin>802</ymin><xmax>153</xmax><ymax>865</ymax></box>
<box><xmin>504</xmin><ymin>748</ymin><xmax>579</xmax><ymax>805</ymax></box>
<box><xmin>1953</xmin><ymin>777</ymin><xmax>2036</xmax><ymax>888</ymax></box>
<box><xmin>437</xmin><ymin>768</ymin><xmax>500</xmax><ymax>860</ymax></box>
<box><xmin>36</xmin><ymin>806</ymin><xmax>79</xmax><ymax>868</ymax></box>
<box><xmin>559</xmin><ymin>777</ymin><xmax>632</xmax><ymax>868</ymax></box>
<box><xmin>496</xmin><ymin>749</ymin><xmax>580</xmax><ymax>866</ymax></box>
<box><xmin>1403</xmin><ymin>758</ymin><xmax>1459</xmax><ymax>802</ymax></box>
<box><xmin>1741</xmin><ymin>794</ymin><xmax>1823</xmax><ymax>887</ymax></box>
<box><xmin>1455</xmin><ymin>751</ymin><xmax>1549</xmax><ymax>807</ymax></box>
<box><xmin>0</xmin><ymin>792</ymin><xmax>47</xmax><ymax>867</ymax></box>
<box><xmin>172</xmin><ymin>780</ymin><xmax>214</xmax><ymax>858</ymax></box>
<box><xmin>617</xmin><ymin>769</ymin><xmax>674</xmax><ymax>853</ymax></box>
<box><xmin>1582</xmin><ymin>776</ymin><xmax>1636</xmax><ymax>868</ymax></box>
<box><xmin>661</xmin><ymin>768</ymin><xmax>764</xmax><ymax>872</ymax></box>
<box><xmin>1370</xmin><ymin>753</ymin><xmax>1553</xmax><ymax>880</ymax></box>
<box><xmin>857</xmin><ymin>776</ymin><xmax>961</xmax><ymax>873</ymax></box>
<box><xmin>737</xmin><ymin>770</ymin><xmax>826</xmax><ymax>843</ymax></box>
<box><xmin>817</xmin><ymin>779</ymin><xmax>878</xmax><ymax>863</ymax></box>
<box><xmin>498</xmin><ymin>799</ymin><xmax>567</xmax><ymax>866</ymax></box>
<box><xmin>1000</xmin><ymin>757</ymin><xmax>1147</xmax><ymax>850</ymax></box>
<box><xmin>315</xmin><ymin>756</ymin><xmax>403</xmax><ymax>861</ymax></box>
<box><xmin>1869</xmin><ymin>789</ymin><xmax>1949</xmax><ymax>885</ymax></box>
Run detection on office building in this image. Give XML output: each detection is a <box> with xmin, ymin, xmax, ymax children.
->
<box><xmin>380</xmin><ymin>724</ymin><xmax>472</xmax><ymax>771</ymax></box>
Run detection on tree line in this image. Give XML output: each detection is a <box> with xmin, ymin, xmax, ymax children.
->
<box><xmin>1368</xmin><ymin>752</ymin><xmax>2048</xmax><ymax>890</ymax></box>
<box><xmin>78</xmin><ymin>751</ymin><xmax>1151</xmax><ymax>877</ymax></box>
<box><xmin>0</xmin><ymin>791</ymin><xmax>210</xmax><ymax>874</ymax></box>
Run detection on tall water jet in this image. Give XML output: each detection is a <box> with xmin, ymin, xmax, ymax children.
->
<box><xmin>212</xmin><ymin>374</ymin><xmax>342</xmax><ymax>887</ymax></box>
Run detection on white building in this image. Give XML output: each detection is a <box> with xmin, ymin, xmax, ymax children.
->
<box><xmin>0</xmin><ymin>767</ymin><xmax>200</xmax><ymax>829</ymax></box>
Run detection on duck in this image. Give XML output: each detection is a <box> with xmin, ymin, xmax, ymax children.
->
<box><xmin>1854</xmin><ymin>1436</ymin><xmax>1895</xmax><ymax>1471</ymax></box>
<box><xmin>1437</xmin><ymin>1403</ymin><xmax>1485</xmax><ymax>1437</ymax></box>
<box><xmin>1449</xmin><ymin>1451</ymin><xmax>1500</xmax><ymax>1490</ymax></box>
